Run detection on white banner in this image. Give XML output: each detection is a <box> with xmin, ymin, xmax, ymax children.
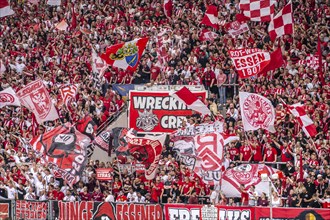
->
<box><xmin>47</xmin><ymin>0</ymin><xmax>61</xmax><ymax>6</ymax></box>
<box><xmin>0</xmin><ymin>87</ymin><xmax>21</xmax><ymax>108</ymax></box>
<box><xmin>228</xmin><ymin>21</ymin><xmax>249</xmax><ymax>37</ymax></box>
<box><xmin>239</xmin><ymin>92</ymin><xmax>275</xmax><ymax>132</ymax></box>
<box><xmin>17</xmin><ymin>79</ymin><xmax>59</xmax><ymax>124</ymax></box>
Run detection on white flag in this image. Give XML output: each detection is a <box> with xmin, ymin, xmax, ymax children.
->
<box><xmin>55</xmin><ymin>20</ymin><xmax>68</xmax><ymax>31</ymax></box>
<box><xmin>0</xmin><ymin>87</ymin><xmax>21</xmax><ymax>108</ymax></box>
<box><xmin>239</xmin><ymin>92</ymin><xmax>275</xmax><ymax>132</ymax></box>
<box><xmin>47</xmin><ymin>0</ymin><xmax>61</xmax><ymax>6</ymax></box>
<box><xmin>17</xmin><ymin>79</ymin><xmax>59</xmax><ymax>124</ymax></box>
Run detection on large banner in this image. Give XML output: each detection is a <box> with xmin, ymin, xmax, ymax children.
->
<box><xmin>30</xmin><ymin>123</ymin><xmax>91</xmax><ymax>186</ymax></box>
<box><xmin>16</xmin><ymin>200</ymin><xmax>48</xmax><ymax>220</ymax></box>
<box><xmin>229</xmin><ymin>49</ymin><xmax>271</xmax><ymax>78</ymax></box>
<box><xmin>255</xmin><ymin>207</ymin><xmax>330</xmax><ymax>220</ymax></box>
<box><xmin>129</xmin><ymin>91</ymin><xmax>207</xmax><ymax>133</ymax></box>
<box><xmin>53</xmin><ymin>201</ymin><xmax>163</xmax><ymax>220</ymax></box>
<box><xmin>164</xmin><ymin>204</ymin><xmax>255</xmax><ymax>220</ymax></box>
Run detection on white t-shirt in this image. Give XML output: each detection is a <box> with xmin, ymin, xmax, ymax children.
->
<box><xmin>6</xmin><ymin>186</ymin><xmax>16</xmax><ymax>199</ymax></box>
<box><xmin>105</xmin><ymin>194</ymin><xmax>115</xmax><ymax>203</ymax></box>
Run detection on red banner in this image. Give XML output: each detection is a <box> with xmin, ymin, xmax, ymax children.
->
<box><xmin>16</xmin><ymin>201</ymin><xmax>48</xmax><ymax>220</ymax></box>
<box><xmin>255</xmin><ymin>207</ymin><xmax>330</xmax><ymax>220</ymax></box>
<box><xmin>229</xmin><ymin>49</ymin><xmax>271</xmax><ymax>78</ymax></box>
<box><xmin>129</xmin><ymin>91</ymin><xmax>207</xmax><ymax>133</ymax></box>
<box><xmin>164</xmin><ymin>204</ymin><xmax>255</xmax><ymax>220</ymax></box>
<box><xmin>96</xmin><ymin>168</ymin><xmax>113</xmax><ymax>181</ymax></box>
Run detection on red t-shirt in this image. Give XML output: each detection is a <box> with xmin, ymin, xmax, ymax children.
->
<box><xmin>79</xmin><ymin>192</ymin><xmax>91</xmax><ymax>201</ymax></box>
<box><xmin>240</xmin><ymin>145</ymin><xmax>252</xmax><ymax>161</ymax></box>
<box><xmin>182</xmin><ymin>182</ymin><xmax>193</xmax><ymax>194</ymax></box>
<box><xmin>281</xmin><ymin>146</ymin><xmax>293</xmax><ymax>162</ymax></box>
<box><xmin>252</xmin><ymin>145</ymin><xmax>263</xmax><ymax>162</ymax></box>
<box><xmin>264</xmin><ymin>147</ymin><xmax>277</xmax><ymax>162</ymax></box>
<box><xmin>92</xmin><ymin>192</ymin><xmax>104</xmax><ymax>201</ymax></box>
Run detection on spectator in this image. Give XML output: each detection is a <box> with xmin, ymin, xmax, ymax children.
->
<box><xmin>188</xmin><ymin>191</ymin><xmax>199</xmax><ymax>204</ymax></box>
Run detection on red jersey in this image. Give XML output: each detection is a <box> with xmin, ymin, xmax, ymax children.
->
<box><xmin>240</xmin><ymin>145</ymin><xmax>252</xmax><ymax>161</ymax></box>
<box><xmin>182</xmin><ymin>181</ymin><xmax>193</xmax><ymax>194</ymax></box>
<box><xmin>264</xmin><ymin>147</ymin><xmax>277</xmax><ymax>162</ymax></box>
<box><xmin>79</xmin><ymin>192</ymin><xmax>91</xmax><ymax>201</ymax></box>
<box><xmin>91</xmin><ymin>192</ymin><xmax>104</xmax><ymax>201</ymax></box>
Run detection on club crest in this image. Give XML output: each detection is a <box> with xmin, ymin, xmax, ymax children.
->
<box><xmin>110</xmin><ymin>43</ymin><xmax>139</xmax><ymax>67</ymax></box>
<box><xmin>136</xmin><ymin>109</ymin><xmax>159</xmax><ymax>131</ymax></box>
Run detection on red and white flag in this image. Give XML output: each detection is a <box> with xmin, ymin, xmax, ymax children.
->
<box><xmin>222</xmin><ymin>164</ymin><xmax>278</xmax><ymax>197</ymax></box>
<box><xmin>193</xmin><ymin>132</ymin><xmax>225</xmax><ymax>185</ymax></box>
<box><xmin>239</xmin><ymin>0</ymin><xmax>275</xmax><ymax>22</ymax></box>
<box><xmin>287</xmin><ymin>103</ymin><xmax>317</xmax><ymax>137</ymax></box>
<box><xmin>229</xmin><ymin>48</ymin><xmax>271</xmax><ymax>78</ymax></box>
<box><xmin>126</xmin><ymin>131</ymin><xmax>166</xmax><ymax>180</ymax></box>
<box><xmin>171</xmin><ymin>86</ymin><xmax>211</xmax><ymax>116</ymax></box>
<box><xmin>199</xmin><ymin>29</ymin><xmax>219</xmax><ymax>42</ymax></box>
<box><xmin>268</xmin><ymin>1</ymin><xmax>294</xmax><ymax>41</ymax></box>
<box><xmin>55</xmin><ymin>20</ymin><xmax>68</xmax><ymax>31</ymax></box>
<box><xmin>163</xmin><ymin>0</ymin><xmax>173</xmax><ymax>18</ymax></box>
<box><xmin>200</xmin><ymin>5</ymin><xmax>219</xmax><ymax>29</ymax></box>
<box><xmin>17</xmin><ymin>79</ymin><xmax>59</xmax><ymax>124</ymax></box>
<box><xmin>0</xmin><ymin>0</ymin><xmax>14</xmax><ymax>18</ymax></box>
<box><xmin>259</xmin><ymin>47</ymin><xmax>285</xmax><ymax>75</ymax></box>
<box><xmin>59</xmin><ymin>84</ymin><xmax>79</xmax><ymax>107</ymax></box>
<box><xmin>47</xmin><ymin>0</ymin><xmax>61</xmax><ymax>6</ymax></box>
<box><xmin>239</xmin><ymin>92</ymin><xmax>275</xmax><ymax>132</ymax></box>
<box><xmin>100</xmin><ymin>38</ymin><xmax>148</xmax><ymax>72</ymax></box>
<box><xmin>226</xmin><ymin>21</ymin><xmax>249</xmax><ymax>37</ymax></box>
<box><xmin>0</xmin><ymin>87</ymin><xmax>21</xmax><ymax>108</ymax></box>
<box><xmin>91</xmin><ymin>49</ymin><xmax>108</xmax><ymax>78</ymax></box>
<box><xmin>221</xmin><ymin>133</ymin><xmax>240</xmax><ymax>145</ymax></box>
<box><xmin>30</xmin><ymin>123</ymin><xmax>90</xmax><ymax>186</ymax></box>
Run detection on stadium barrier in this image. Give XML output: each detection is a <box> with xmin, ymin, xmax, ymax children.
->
<box><xmin>1</xmin><ymin>199</ymin><xmax>329</xmax><ymax>220</ymax></box>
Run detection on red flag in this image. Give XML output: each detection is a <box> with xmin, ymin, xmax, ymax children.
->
<box><xmin>71</xmin><ymin>5</ymin><xmax>77</xmax><ymax>30</ymax></box>
<box><xmin>235</xmin><ymin>13</ymin><xmax>250</xmax><ymax>22</ymax></box>
<box><xmin>100</xmin><ymin>38</ymin><xmax>148</xmax><ymax>71</ymax></box>
<box><xmin>259</xmin><ymin>47</ymin><xmax>284</xmax><ymax>75</ymax></box>
<box><xmin>229</xmin><ymin>48</ymin><xmax>271</xmax><ymax>78</ymax></box>
<box><xmin>30</xmin><ymin>124</ymin><xmax>90</xmax><ymax>186</ymax></box>
<box><xmin>76</xmin><ymin>115</ymin><xmax>98</xmax><ymax>140</ymax></box>
<box><xmin>318</xmin><ymin>34</ymin><xmax>325</xmax><ymax>85</ymax></box>
<box><xmin>268</xmin><ymin>1</ymin><xmax>294</xmax><ymax>41</ymax></box>
<box><xmin>126</xmin><ymin>131</ymin><xmax>166</xmax><ymax>180</ymax></box>
<box><xmin>163</xmin><ymin>0</ymin><xmax>172</xmax><ymax>18</ymax></box>
<box><xmin>0</xmin><ymin>0</ymin><xmax>14</xmax><ymax>18</ymax></box>
<box><xmin>17</xmin><ymin>79</ymin><xmax>59</xmax><ymax>124</ymax></box>
<box><xmin>200</xmin><ymin>5</ymin><xmax>219</xmax><ymax>29</ymax></box>
<box><xmin>170</xmin><ymin>86</ymin><xmax>211</xmax><ymax>116</ymax></box>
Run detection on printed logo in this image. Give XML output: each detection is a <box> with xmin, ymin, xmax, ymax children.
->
<box><xmin>242</xmin><ymin>94</ymin><xmax>274</xmax><ymax>129</ymax></box>
<box><xmin>231</xmin><ymin>21</ymin><xmax>241</xmax><ymax>30</ymax></box>
<box><xmin>136</xmin><ymin>109</ymin><xmax>159</xmax><ymax>131</ymax></box>
<box><xmin>30</xmin><ymin>88</ymin><xmax>51</xmax><ymax>119</ymax></box>
<box><xmin>0</xmin><ymin>93</ymin><xmax>15</xmax><ymax>103</ymax></box>
<box><xmin>110</xmin><ymin>43</ymin><xmax>139</xmax><ymax>67</ymax></box>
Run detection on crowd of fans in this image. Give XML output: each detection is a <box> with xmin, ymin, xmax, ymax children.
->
<box><xmin>0</xmin><ymin>0</ymin><xmax>329</xmax><ymax>210</ymax></box>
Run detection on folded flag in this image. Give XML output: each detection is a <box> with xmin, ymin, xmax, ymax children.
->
<box><xmin>100</xmin><ymin>38</ymin><xmax>148</xmax><ymax>72</ymax></box>
<box><xmin>171</xmin><ymin>86</ymin><xmax>211</xmax><ymax>116</ymax></box>
<box><xmin>259</xmin><ymin>47</ymin><xmax>285</xmax><ymax>75</ymax></box>
<box><xmin>268</xmin><ymin>1</ymin><xmax>294</xmax><ymax>41</ymax></box>
<box><xmin>0</xmin><ymin>0</ymin><xmax>14</xmax><ymax>18</ymax></box>
<box><xmin>0</xmin><ymin>87</ymin><xmax>21</xmax><ymax>108</ymax></box>
<box><xmin>200</xmin><ymin>5</ymin><xmax>219</xmax><ymax>29</ymax></box>
<box><xmin>239</xmin><ymin>92</ymin><xmax>276</xmax><ymax>132</ymax></box>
